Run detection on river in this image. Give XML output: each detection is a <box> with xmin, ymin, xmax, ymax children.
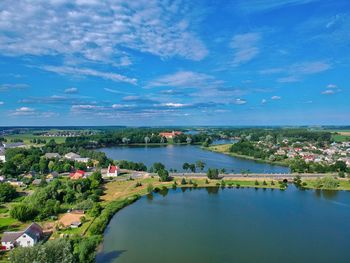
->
<box><xmin>99</xmin><ymin>144</ymin><xmax>289</xmax><ymax>173</ymax></box>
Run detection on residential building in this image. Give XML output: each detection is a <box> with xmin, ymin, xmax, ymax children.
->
<box><xmin>64</xmin><ymin>152</ymin><xmax>81</xmax><ymax>160</ymax></box>
<box><xmin>69</xmin><ymin>170</ymin><xmax>85</xmax><ymax>180</ymax></box>
<box><xmin>106</xmin><ymin>164</ymin><xmax>120</xmax><ymax>177</ymax></box>
<box><xmin>1</xmin><ymin>223</ymin><xmax>43</xmax><ymax>250</ymax></box>
<box><xmin>159</xmin><ymin>131</ymin><xmax>182</xmax><ymax>139</ymax></box>
<box><xmin>44</xmin><ymin>153</ymin><xmax>61</xmax><ymax>159</ymax></box>
<box><xmin>74</xmin><ymin>157</ymin><xmax>90</xmax><ymax>163</ymax></box>
<box><xmin>0</xmin><ymin>147</ymin><xmax>5</xmax><ymax>163</ymax></box>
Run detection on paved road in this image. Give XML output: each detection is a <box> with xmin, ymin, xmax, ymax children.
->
<box><xmin>117</xmin><ymin>170</ymin><xmax>335</xmax><ymax>180</ymax></box>
<box><xmin>170</xmin><ymin>172</ymin><xmax>334</xmax><ymax>179</ymax></box>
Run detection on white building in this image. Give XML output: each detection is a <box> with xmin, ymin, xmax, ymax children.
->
<box><xmin>74</xmin><ymin>157</ymin><xmax>90</xmax><ymax>163</ymax></box>
<box><xmin>106</xmin><ymin>164</ymin><xmax>120</xmax><ymax>177</ymax></box>
<box><xmin>0</xmin><ymin>148</ymin><xmax>5</xmax><ymax>163</ymax></box>
<box><xmin>64</xmin><ymin>152</ymin><xmax>81</xmax><ymax>160</ymax></box>
<box><xmin>1</xmin><ymin>223</ymin><xmax>43</xmax><ymax>250</ymax></box>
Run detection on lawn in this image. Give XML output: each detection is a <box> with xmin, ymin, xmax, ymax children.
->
<box><xmin>4</xmin><ymin>132</ymin><xmax>67</xmax><ymax>145</ymax></box>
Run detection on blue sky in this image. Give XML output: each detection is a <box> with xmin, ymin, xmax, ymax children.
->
<box><xmin>0</xmin><ymin>0</ymin><xmax>349</xmax><ymax>126</ymax></box>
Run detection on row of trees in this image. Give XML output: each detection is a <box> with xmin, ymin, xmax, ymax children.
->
<box><xmin>10</xmin><ymin>172</ymin><xmax>103</xmax><ymax>222</ymax></box>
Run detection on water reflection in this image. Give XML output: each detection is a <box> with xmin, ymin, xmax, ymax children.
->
<box><xmin>206</xmin><ymin>187</ymin><xmax>219</xmax><ymax>195</ymax></box>
<box><xmin>314</xmin><ymin>189</ymin><xmax>339</xmax><ymax>200</ymax></box>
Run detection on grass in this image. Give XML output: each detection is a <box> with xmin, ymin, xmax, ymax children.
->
<box><xmin>332</xmin><ymin>134</ymin><xmax>350</xmax><ymax>142</ymax></box>
<box><xmin>4</xmin><ymin>132</ymin><xmax>66</xmax><ymax>145</ymax></box>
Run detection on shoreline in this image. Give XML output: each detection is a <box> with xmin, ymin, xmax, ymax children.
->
<box><xmin>92</xmin><ymin>174</ymin><xmax>350</xmax><ymax>259</ymax></box>
<box><xmin>204</xmin><ymin>144</ymin><xmax>290</xmax><ymax>167</ymax></box>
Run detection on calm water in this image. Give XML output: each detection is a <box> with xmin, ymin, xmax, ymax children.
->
<box><xmin>99</xmin><ymin>145</ymin><xmax>289</xmax><ymax>173</ymax></box>
<box><xmin>97</xmin><ymin>187</ymin><xmax>350</xmax><ymax>263</ymax></box>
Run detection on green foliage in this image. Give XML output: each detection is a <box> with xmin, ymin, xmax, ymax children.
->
<box><xmin>195</xmin><ymin>160</ymin><xmax>206</xmax><ymax>171</ymax></box>
<box><xmin>0</xmin><ymin>183</ymin><xmax>17</xmax><ymax>203</ymax></box>
<box><xmin>10</xmin><ymin>203</ymin><xmax>38</xmax><ymax>222</ymax></box>
<box><xmin>317</xmin><ymin>175</ymin><xmax>339</xmax><ymax>189</ymax></box>
<box><xmin>116</xmin><ymin>160</ymin><xmax>147</xmax><ymax>171</ymax></box>
<box><xmin>147</xmin><ymin>183</ymin><xmax>154</xmax><ymax>193</ymax></box>
<box><xmin>181</xmin><ymin>178</ymin><xmax>187</xmax><ymax>185</ymax></box>
<box><xmin>9</xmin><ymin>238</ymin><xmax>74</xmax><ymax>263</ymax></box>
<box><xmin>158</xmin><ymin>169</ymin><xmax>170</xmax><ymax>182</ymax></box>
<box><xmin>89</xmin><ymin>196</ymin><xmax>139</xmax><ymax>235</ymax></box>
<box><xmin>207</xmin><ymin>168</ymin><xmax>219</xmax><ymax>179</ymax></box>
<box><xmin>152</xmin><ymin>162</ymin><xmax>165</xmax><ymax>173</ymax></box>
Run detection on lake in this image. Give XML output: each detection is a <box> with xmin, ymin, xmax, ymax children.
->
<box><xmin>99</xmin><ymin>144</ymin><xmax>290</xmax><ymax>173</ymax></box>
<box><xmin>97</xmin><ymin>187</ymin><xmax>350</xmax><ymax>263</ymax></box>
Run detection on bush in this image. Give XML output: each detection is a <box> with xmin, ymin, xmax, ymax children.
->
<box><xmin>147</xmin><ymin>183</ymin><xmax>154</xmax><ymax>193</ymax></box>
<box><xmin>10</xmin><ymin>204</ymin><xmax>38</xmax><ymax>222</ymax></box>
<box><xmin>254</xmin><ymin>180</ymin><xmax>259</xmax><ymax>186</ymax></box>
<box><xmin>181</xmin><ymin>178</ymin><xmax>187</xmax><ymax>185</ymax></box>
<box><xmin>0</xmin><ymin>183</ymin><xmax>17</xmax><ymax>203</ymax></box>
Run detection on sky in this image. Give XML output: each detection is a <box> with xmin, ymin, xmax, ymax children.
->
<box><xmin>0</xmin><ymin>0</ymin><xmax>349</xmax><ymax>126</ymax></box>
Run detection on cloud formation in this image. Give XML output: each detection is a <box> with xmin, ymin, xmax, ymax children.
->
<box><xmin>231</xmin><ymin>33</ymin><xmax>261</xmax><ymax>66</ymax></box>
<box><xmin>0</xmin><ymin>0</ymin><xmax>207</xmax><ymax>62</ymax></box>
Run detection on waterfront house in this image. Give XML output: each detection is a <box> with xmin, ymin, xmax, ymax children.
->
<box><xmin>106</xmin><ymin>164</ymin><xmax>120</xmax><ymax>177</ymax></box>
<box><xmin>1</xmin><ymin>223</ymin><xmax>43</xmax><ymax>250</ymax></box>
<box><xmin>159</xmin><ymin>131</ymin><xmax>182</xmax><ymax>139</ymax></box>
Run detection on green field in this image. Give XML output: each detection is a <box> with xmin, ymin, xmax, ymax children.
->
<box><xmin>4</xmin><ymin>133</ymin><xmax>67</xmax><ymax>145</ymax></box>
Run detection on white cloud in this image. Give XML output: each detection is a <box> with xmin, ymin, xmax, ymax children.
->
<box><xmin>321</xmin><ymin>89</ymin><xmax>335</xmax><ymax>95</ymax></box>
<box><xmin>148</xmin><ymin>71</ymin><xmax>222</xmax><ymax>89</ymax></box>
<box><xmin>0</xmin><ymin>101</ymin><xmax>4</xmax><ymax>105</ymax></box>
<box><xmin>0</xmin><ymin>0</ymin><xmax>207</xmax><ymax>62</ymax></box>
<box><xmin>64</xmin><ymin>87</ymin><xmax>79</xmax><ymax>94</ymax></box>
<box><xmin>43</xmin><ymin>66</ymin><xmax>137</xmax><ymax>84</ymax></box>
<box><xmin>233</xmin><ymin>98</ymin><xmax>247</xmax><ymax>105</ymax></box>
<box><xmin>159</xmin><ymin>102</ymin><xmax>188</xmax><ymax>108</ymax></box>
<box><xmin>261</xmin><ymin>61</ymin><xmax>331</xmax><ymax>83</ymax></box>
<box><xmin>9</xmin><ymin>106</ymin><xmax>58</xmax><ymax>118</ymax></box>
<box><xmin>235</xmin><ymin>0</ymin><xmax>320</xmax><ymax>14</ymax></box>
<box><xmin>327</xmin><ymin>84</ymin><xmax>337</xmax><ymax>89</ymax></box>
<box><xmin>261</xmin><ymin>99</ymin><xmax>267</xmax><ymax>104</ymax></box>
<box><xmin>0</xmin><ymin>83</ymin><xmax>29</xmax><ymax>91</ymax></box>
<box><xmin>271</xmin><ymin>96</ymin><xmax>281</xmax><ymax>100</ymax></box>
<box><xmin>230</xmin><ymin>33</ymin><xmax>261</xmax><ymax>66</ymax></box>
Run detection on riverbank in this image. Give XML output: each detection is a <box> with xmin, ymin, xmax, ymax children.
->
<box><xmin>205</xmin><ymin>144</ymin><xmax>290</xmax><ymax>167</ymax></box>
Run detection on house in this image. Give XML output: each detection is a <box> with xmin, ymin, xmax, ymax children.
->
<box><xmin>74</xmin><ymin>157</ymin><xmax>90</xmax><ymax>163</ymax></box>
<box><xmin>64</xmin><ymin>152</ymin><xmax>81</xmax><ymax>161</ymax></box>
<box><xmin>1</xmin><ymin>222</ymin><xmax>43</xmax><ymax>250</ymax></box>
<box><xmin>46</xmin><ymin>172</ymin><xmax>59</xmax><ymax>180</ymax></box>
<box><xmin>70</xmin><ymin>221</ymin><xmax>82</xmax><ymax>228</ymax></box>
<box><xmin>69</xmin><ymin>170</ymin><xmax>85</xmax><ymax>180</ymax></box>
<box><xmin>106</xmin><ymin>164</ymin><xmax>120</xmax><ymax>177</ymax></box>
<box><xmin>0</xmin><ymin>147</ymin><xmax>5</xmax><ymax>163</ymax></box>
<box><xmin>3</xmin><ymin>142</ymin><xmax>26</xmax><ymax>149</ymax></box>
<box><xmin>32</xmin><ymin>179</ymin><xmax>42</xmax><ymax>186</ymax></box>
<box><xmin>159</xmin><ymin>131</ymin><xmax>183</xmax><ymax>139</ymax></box>
<box><xmin>44</xmin><ymin>153</ymin><xmax>61</xmax><ymax>159</ymax></box>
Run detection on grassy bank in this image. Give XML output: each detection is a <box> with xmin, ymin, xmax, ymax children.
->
<box><xmin>205</xmin><ymin>144</ymin><xmax>289</xmax><ymax>167</ymax></box>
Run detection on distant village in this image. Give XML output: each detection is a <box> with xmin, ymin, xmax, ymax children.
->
<box><xmin>254</xmin><ymin>139</ymin><xmax>350</xmax><ymax>167</ymax></box>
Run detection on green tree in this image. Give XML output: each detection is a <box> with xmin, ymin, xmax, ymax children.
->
<box><xmin>0</xmin><ymin>183</ymin><xmax>17</xmax><ymax>203</ymax></box>
<box><xmin>207</xmin><ymin>168</ymin><xmax>219</xmax><ymax>179</ymax></box>
<box><xmin>10</xmin><ymin>204</ymin><xmax>38</xmax><ymax>222</ymax></box>
<box><xmin>158</xmin><ymin>169</ymin><xmax>170</xmax><ymax>182</ymax></box>
<box><xmin>195</xmin><ymin>160</ymin><xmax>206</xmax><ymax>172</ymax></box>
<box><xmin>152</xmin><ymin>162</ymin><xmax>165</xmax><ymax>173</ymax></box>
